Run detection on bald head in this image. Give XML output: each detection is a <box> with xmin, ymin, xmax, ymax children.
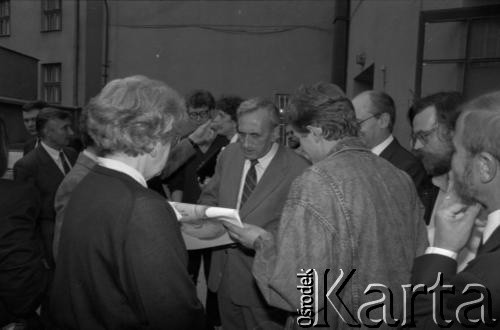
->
<box><xmin>352</xmin><ymin>91</ymin><xmax>395</xmax><ymax>148</ymax></box>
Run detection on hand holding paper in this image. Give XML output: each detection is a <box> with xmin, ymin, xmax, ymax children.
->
<box><xmin>169</xmin><ymin>202</ymin><xmax>243</xmax><ymax>227</ymax></box>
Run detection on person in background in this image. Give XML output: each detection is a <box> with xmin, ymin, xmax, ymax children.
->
<box><xmin>409</xmin><ymin>92</ymin><xmax>484</xmax><ymax>271</ymax></box>
<box><xmin>52</xmin><ymin>107</ymin><xmax>98</xmax><ymax>261</ymax></box>
<box><xmin>14</xmin><ymin>108</ymin><xmax>77</xmax><ymax>269</ymax></box>
<box><xmin>49</xmin><ymin>75</ymin><xmax>204</xmax><ymax>329</ymax></box>
<box><xmin>211</xmin><ymin>96</ymin><xmax>243</xmax><ymax>143</ymax></box>
<box><xmin>0</xmin><ymin>118</ymin><xmax>48</xmax><ymax>330</ymax></box>
<box><xmin>225</xmin><ymin>85</ymin><xmax>427</xmax><ymax>327</ymax></box>
<box><xmin>22</xmin><ymin>100</ymin><xmax>48</xmax><ymax>155</ymax></box>
<box><xmin>352</xmin><ymin>90</ymin><xmax>430</xmax><ymax>220</ymax></box>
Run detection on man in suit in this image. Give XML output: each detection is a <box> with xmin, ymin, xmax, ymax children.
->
<box><xmin>22</xmin><ymin>100</ymin><xmax>48</xmax><ymax>155</ymax></box>
<box><xmin>408</xmin><ymin>92</ymin><xmax>483</xmax><ymax>271</ymax></box>
<box><xmin>193</xmin><ymin>98</ymin><xmax>310</xmax><ymax>329</ymax></box>
<box><xmin>410</xmin><ymin>91</ymin><xmax>500</xmax><ymax>328</ymax></box>
<box><xmin>14</xmin><ymin>108</ymin><xmax>77</xmax><ymax>268</ymax></box>
<box><xmin>352</xmin><ymin>91</ymin><xmax>429</xmax><ymax>212</ymax></box>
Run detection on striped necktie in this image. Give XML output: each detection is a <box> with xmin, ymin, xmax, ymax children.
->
<box><xmin>240</xmin><ymin>159</ymin><xmax>259</xmax><ymax>207</ymax></box>
<box><xmin>59</xmin><ymin>151</ymin><xmax>71</xmax><ymax>175</ymax></box>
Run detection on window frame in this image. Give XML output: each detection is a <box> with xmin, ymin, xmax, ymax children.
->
<box><xmin>42</xmin><ymin>63</ymin><xmax>62</xmax><ymax>104</ymax></box>
<box><xmin>41</xmin><ymin>0</ymin><xmax>62</xmax><ymax>32</ymax></box>
<box><xmin>415</xmin><ymin>5</ymin><xmax>500</xmax><ymax>97</ymax></box>
<box><xmin>0</xmin><ymin>0</ymin><xmax>10</xmax><ymax>37</ymax></box>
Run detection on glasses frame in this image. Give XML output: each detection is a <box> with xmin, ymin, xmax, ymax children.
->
<box><xmin>410</xmin><ymin>125</ymin><xmax>439</xmax><ymax>146</ymax></box>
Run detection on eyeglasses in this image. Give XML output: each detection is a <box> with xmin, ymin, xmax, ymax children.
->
<box><xmin>188</xmin><ymin>110</ymin><xmax>210</xmax><ymax>120</ymax></box>
<box><xmin>357</xmin><ymin>114</ymin><xmax>378</xmax><ymax>125</ymax></box>
<box><xmin>410</xmin><ymin>126</ymin><xmax>439</xmax><ymax>146</ymax></box>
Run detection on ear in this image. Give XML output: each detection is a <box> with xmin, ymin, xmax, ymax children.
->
<box><xmin>477</xmin><ymin>152</ymin><xmax>497</xmax><ymax>183</ymax></box>
<box><xmin>306</xmin><ymin>125</ymin><xmax>323</xmax><ymax>142</ymax></box>
<box><xmin>378</xmin><ymin>113</ymin><xmax>391</xmax><ymax>129</ymax></box>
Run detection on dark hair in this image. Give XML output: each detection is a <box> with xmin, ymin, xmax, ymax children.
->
<box><xmin>367</xmin><ymin>91</ymin><xmax>396</xmax><ymax>132</ymax></box>
<box><xmin>459</xmin><ymin>91</ymin><xmax>500</xmax><ymax>161</ymax></box>
<box><xmin>78</xmin><ymin>107</ymin><xmax>95</xmax><ymax>147</ymax></box>
<box><xmin>23</xmin><ymin>100</ymin><xmax>49</xmax><ymax>112</ymax></box>
<box><xmin>215</xmin><ymin>96</ymin><xmax>243</xmax><ymax>122</ymax></box>
<box><xmin>408</xmin><ymin>92</ymin><xmax>463</xmax><ymax>132</ymax></box>
<box><xmin>186</xmin><ymin>90</ymin><xmax>215</xmax><ymax>110</ymax></box>
<box><xmin>287</xmin><ymin>84</ymin><xmax>358</xmax><ymax>140</ymax></box>
<box><xmin>0</xmin><ymin>118</ymin><xmax>8</xmax><ymax>177</ymax></box>
<box><xmin>311</xmin><ymin>81</ymin><xmax>346</xmax><ymax>99</ymax></box>
<box><xmin>36</xmin><ymin>107</ymin><xmax>72</xmax><ymax>137</ymax></box>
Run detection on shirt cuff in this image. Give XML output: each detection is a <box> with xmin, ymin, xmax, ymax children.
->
<box><xmin>425</xmin><ymin>247</ymin><xmax>458</xmax><ymax>260</ymax></box>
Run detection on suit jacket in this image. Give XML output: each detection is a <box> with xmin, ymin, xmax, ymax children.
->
<box><xmin>199</xmin><ymin>143</ymin><xmax>310</xmax><ymax>307</ymax></box>
<box><xmin>13</xmin><ymin>145</ymin><xmax>77</xmax><ymax>266</ymax></box>
<box><xmin>0</xmin><ymin>179</ymin><xmax>47</xmax><ymax>321</ymax></box>
<box><xmin>53</xmin><ymin>151</ymin><xmax>97</xmax><ymax>260</ymax></box>
<box><xmin>380</xmin><ymin>138</ymin><xmax>435</xmax><ymax>222</ymax></box>
<box><xmin>49</xmin><ymin>166</ymin><xmax>204</xmax><ymax>329</ymax></box>
<box><xmin>411</xmin><ymin>227</ymin><xmax>500</xmax><ymax>328</ymax></box>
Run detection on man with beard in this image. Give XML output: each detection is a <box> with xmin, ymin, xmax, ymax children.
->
<box><xmin>409</xmin><ymin>92</ymin><xmax>483</xmax><ymax>270</ymax></box>
<box><xmin>410</xmin><ymin>91</ymin><xmax>500</xmax><ymax>328</ymax></box>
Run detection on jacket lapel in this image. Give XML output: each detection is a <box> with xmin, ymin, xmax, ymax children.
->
<box><xmin>37</xmin><ymin>145</ymin><xmax>65</xmax><ymax>180</ymax></box>
<box><xmin>239</xmin><ymin>145</ymin><xmax>287</xmax><ymax>218</ymax></box>
<box><xmin>478</xmin><ymin>227</ymin><xmax>500</xmax><ymax>256</ymax></box>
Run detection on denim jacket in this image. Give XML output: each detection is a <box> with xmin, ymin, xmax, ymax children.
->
<box><xmin>253</xmin><ymin>137</ymin><xmax>428</xmax><ymax>329</ymax></box>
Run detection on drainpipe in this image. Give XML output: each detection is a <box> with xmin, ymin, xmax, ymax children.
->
<box><xmin>102</xmin><ymin>0</ymin><xmax>110</xmax><ymax>85</ymax></box>
<box><xmin>73</xmin><ymin>0</ymin><xmax>80</xmax><ymax>106</ymax></box>
<box><xmin>331</xmin><ymin>0</ymin><xmax>350</xmax><ymax>91</ymax></box>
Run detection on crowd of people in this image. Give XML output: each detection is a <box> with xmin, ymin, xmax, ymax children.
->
<box><xmin>0</xmin><ymin>75</ymin><xmax>499</xmax><ymax>329</ymax></box>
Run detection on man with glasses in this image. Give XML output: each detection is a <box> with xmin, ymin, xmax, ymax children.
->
<box><xmin>409</xmin><ymin>91</ymin><xmax>483</xmax><ymax>270</ymax></box>
<box><xmin>353</xmin><ymin>91</ymin><xmax>427</xmax><ymax>212</ymax></box>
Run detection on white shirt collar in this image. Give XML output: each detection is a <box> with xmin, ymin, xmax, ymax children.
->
<box><xmin>484</xmin><ymin>210</ymin><xmax>500</xmax><ymax>244</ymax></box>
<box><xmin>41</xmin><ymin>141</ymin><xmax>62</xmax><ymax>160</ymax></box>
<box><xmin>252</xmin><ymin>142</ymin><xmax>278</xmax><ymax>170</ymax></box>
<box><xmin>230</xmin><ymin>134</ymin><xmax>238</xmax><ymax>144</ymax></box>
<box><xmin>97</xmin><ymin>157</ymin><xmax>147</xmax><ymax>188</ymax></box>
<box><xmin>82</xmin><ymin>149</ymin><xmax>98</xmax><ymax>162</ymax></box>
<box><xmin>371</xmin><ymin>135</ymin><xmax>394</xmax><ymax>156</ymax></box>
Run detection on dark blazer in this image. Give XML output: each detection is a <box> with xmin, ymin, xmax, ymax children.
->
<box><xmin>410</xmin><ymin>227</ymin><xmax>500</xmax><ymax>328</ymax></box>
<box><xmin>199</xmin><ymin>143</ymin><xmax>310</xmax><ymax>307</ymax></box>
<box><xmin>0</xmin><ymin>179</ymin><xmax>47</xmax><ymax>323</ymax></box>
<box><xmin>380</xmin><ymin>138</ymin><xmax>435</xmax><ymax>222</ymax></box>
<box><xmin>49</xmin><ymin>165</ymin><xmax>204</xmax><ymax>329</ymax></box>
<box><xmin>13</xmin><ymin>145</ymin><xmax>77</xmax><ymax>267</ymax></box>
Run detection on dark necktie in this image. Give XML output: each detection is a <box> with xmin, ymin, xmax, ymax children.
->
<box><xmin>240</xmin><ymin>159</ymin><xmax>259</xmax><ymax>207</ymax></box>
<box><xmin>59</xmin><ymin>151</ymin><xmax>71</xmax><ymax>175</ymax></box>
<box><xmin>477</xmin><ymin>236</ymin><xmax>485</xmax><ymax>256</ymax></box>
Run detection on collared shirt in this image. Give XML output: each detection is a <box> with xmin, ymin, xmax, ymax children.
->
<box><xmin>82</xmin><ymin>149</ymin><xmax>98</xmax><ymax>162</ymax></box>
<box><xmin>41</xmin><ymin>141</ymin><xmax>71</xmax><ymax>175</ymax></box>
<box><xmin>371</xmin><ymin>134</ymin><xmax>394</xmax><ymax>156</ymax></box>
<box><xmin>97</xmin><ymin>157</ymin><xmax>147</xmax><ymax>188</ymax></box>
<box><xmin>484</xmin><ymin>209</ymin><xmax>500</xmax><ymax>244</ymax></box>
<box><xmin>236</xmin><ymin>143</ymin><xmax>279</xmax><ymax>210</ymax></box>
<box><xmin>229</xmin><ymin>134</ymin><xmax>238</xmax><ymax>144</ymax></box>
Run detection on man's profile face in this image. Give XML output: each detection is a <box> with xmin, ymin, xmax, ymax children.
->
<box><xmin>352</xmin><ymin>93</ymin><xmax>379</xmax><ymax>148</ymax></box>
<box><xmin>23</xmin><ymin>109</ymin><xmax>40</xmax><ymax>136</ymax></box>
<box><xmin>412</xmin><ymin>105</ymin><xmax>454</xmax><ymax>176</ymax></box>
<box><xmin>212</xmin><ymin>110</ymin><xmax>236</xmax><ymax>137</ymax></box>
<box><xmin>44</xmin><ymin>118</ymin><xmax>74</xmax><ymax>149</ymax></box>
<box><xmin>237</xmin><ymin>108</ymin><xmax>276</xmax><ymax>160</ymax></box>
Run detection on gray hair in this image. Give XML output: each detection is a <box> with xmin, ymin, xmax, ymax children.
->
<box><xmin>236</xmin><ymin>97</ymin><xmax>280</xmax><ymax>128</ymax></box>
<box><xmin>86</xmin><ymin>75</ymin><xmax>185</xmax><ymax>157</ymax></box>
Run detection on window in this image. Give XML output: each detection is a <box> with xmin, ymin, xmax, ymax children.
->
<box><xmin>415</xmin><ymin>5</ymin><xmax>500</xmax><ymax>99</ymax></box>
<box><xmin>41</xmin><ymin>0</ymin><xmax>61</xmax><ymax>32</ymax></box>
<box><xmin>0</xmin><ymin>0</ymin><xmax>10</xmax><ymax>36</ymax></box>
<box><xmin>42</xmin><ymin>63</ymin><xmax>62</xmax><ymax>103</ymax></box>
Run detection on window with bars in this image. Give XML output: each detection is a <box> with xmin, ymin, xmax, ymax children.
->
<box><xmin>42</xmin><ymin>63</ymin><xmax>62</xmax><ymax>103</ymax></box>
<box><xmin>0</xmin><ymin>0</ymin><xmax>10</xmax><ymax>36</ymax></box>
<box><xmin>41</xmin><ymin>0</ymin><xmax>61</xmax><ymax>32</ymax></box>
<box><xmin>416</xmin><ymin>5</ymin><xmax>500</xmax><ymax>99</ymax></box>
